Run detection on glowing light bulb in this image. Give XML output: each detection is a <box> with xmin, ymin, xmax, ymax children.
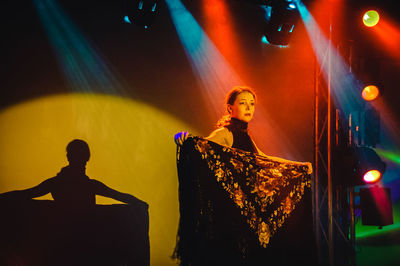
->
<box><xmin>362</xmin><ymin>85</ymin><xmax>380</xmax><ymax>101</ymax></box>
<box><xmin>363</xmin><ymin>170</ymin><xmax>382</xmax><ymax>183</ymax></box>
<box><xmin>363</xmin><ymin>10</ymin><xmax>380</xmax><ymax>27</ymax></box>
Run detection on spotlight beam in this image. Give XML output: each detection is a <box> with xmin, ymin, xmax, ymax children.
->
<box><xmin>297</xmin><ymin>0</ymin><xmax>363</xmax><ymax>115</ymax></box>
<box><xmin>166</xmin><ymin>0</ymin><xmax>302</xmax><ymax>159</ymax></box>
<box><xmin>33</xmin><ymin>0</ymin><xmax>124</xmax><ymax>94</ymax></box>
<box><xmin>165</xmin><ymin>0</ymin><xmax>242</xmax><ymax>117</ymax></box>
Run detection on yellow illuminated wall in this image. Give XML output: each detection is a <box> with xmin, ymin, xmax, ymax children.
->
<box><xmin>0</xmin><ymin>93</ymin><xmax>199</xmax><ymax>265</ymax></box>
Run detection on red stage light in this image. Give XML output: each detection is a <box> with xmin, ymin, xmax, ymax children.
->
<box><xmin>360</xmin><ymin>187</ymin><xmax>393</xmax><ymax>226</ymax></box>
<box><xmin>362</xmin><ymin>85</ymin><xmax>380</xmax><ymax>101</ymax></box>
<box><xmin>363</xmin><ymin>170</ymin><xmax>382</xmax><ymax>183</ymax></box>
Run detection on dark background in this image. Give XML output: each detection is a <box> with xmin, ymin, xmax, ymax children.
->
<box><xmin>1</xmin><ymin>0</ymin><xmax>400</xmax><ymax>265</ymax></box>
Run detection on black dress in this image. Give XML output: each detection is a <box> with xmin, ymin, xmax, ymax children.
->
<box><xmin>225</xmin><ymin>117</ymin><xmax>257</xmax><ymax>153</ymax></box>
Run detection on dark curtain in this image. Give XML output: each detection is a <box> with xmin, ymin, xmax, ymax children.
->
<box><xmin>0</xmin><ymin>200</ymin><xmax>149</xmax><ymax>266</ymax></box>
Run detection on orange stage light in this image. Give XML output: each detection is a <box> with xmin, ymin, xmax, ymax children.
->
<box><xmin>361</xmin><ymin>85</ymin><xmax>380</xmax><ymax>101</ymax></box>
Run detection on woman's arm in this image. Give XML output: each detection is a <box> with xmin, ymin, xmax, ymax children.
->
<box><xmin>252</xmin><ymin>139</ymin><xmax>313</xmax><ymax>174</ymax></box>
<box><xmin>174</xmin><ymin>128</ymin><xmax>232</xmax><ymax>147</ymax></box>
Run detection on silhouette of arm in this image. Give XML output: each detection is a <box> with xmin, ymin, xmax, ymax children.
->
<box><xmin>0</xmin><ymin>178</ymin><xmax>53</xmax><ymax>201</ymax></box>
<box><xmin>91</xmin><ymin>180</ymin><xmax>148</xmax><ymax>208</ymax></box>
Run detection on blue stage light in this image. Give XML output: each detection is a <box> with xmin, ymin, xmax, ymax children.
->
<box><xmin>124</xmin><ymin>0</ymin><xmax>158</xmax><ymax>28</ymax></box>
<box><xmin>261</xmin><ymin>1</ymin><xmax>299</xmax><ymax>46</ymax></box>
<box><xmin>261</xmin><ymin>35</ymin><xmax>289</xmax><ymax>48</ymax></box>
<box><xmin>261</xmin><ymin>35</ymin><xmax>269</xmax><ymax>44</ymax></box>
<box><xmin>124</xmin><ymin>15</ymin><xmax>132</xmax><ymax>24</ymax></box>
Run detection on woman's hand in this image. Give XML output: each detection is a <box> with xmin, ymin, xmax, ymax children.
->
<box><xmin>174</xmin><ymin>131</ymin><xmax>189</xmax><ymax>145</ymax></box>
<box><xmin>305</xmin><ymin>162</ymin><xmax>313</xmax><ymax>174</ymax></box>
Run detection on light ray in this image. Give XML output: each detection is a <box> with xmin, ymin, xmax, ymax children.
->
<box><xmin>33</xmin><ymin>0</ymin><xmax>124</xmax><ymax>94</ymax></box>
<box><xmin>297</xmin><ymin>0</ymin><xmax>363</xmax><ymax>115</ymax></box>
<box><xmin>165</xmin><ymin>0</ymin><xmax>242</xmax><ymax>118</ymax></box>
<box><xmin>166</xmin><ymin>0</ymin><xmax>302</xmax><ymax>159</ymax></box>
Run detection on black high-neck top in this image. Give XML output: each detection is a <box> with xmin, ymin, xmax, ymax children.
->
<box><xmin>225</xmin><ymin>117</ymin><xmax>257</xmax><ymax>153</ymax></box>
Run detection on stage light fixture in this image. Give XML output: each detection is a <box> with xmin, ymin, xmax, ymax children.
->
<box><xmin>363</xmin><ymin>170</ymin><xmax>381</xmax><ymax>183</ymax></box>
<box><xmin>334</xmin><ymin>146</ymin><xmax>386</xmax><ymax>187</ymax></box>
<box><xmin>261</xmin><ymin>0</ymin><xmax>300</xmax><ymax>46</ymax></box>
<box><xmin>363</xmin><ymin>10</ymin><xmax>380</xmax><ymax>27</ymax></box>
<box><xmin>287</xmin><ymin>3</ymin><xmax>296</xmax><ymax>10</ymax></box>
<box><xmin>361</xmin><ymin>85</ymin><xmax>380</xmax><ymax>101</ymax></box>
<box><xmin>355</xmin><ymin>147</ymin><xmax>385</xmax><ymax>185</ymax></box>
<box><xmin>124</xmin><ymin>0</ymin><xmax>158</xmax><ymax>28</ymax></box>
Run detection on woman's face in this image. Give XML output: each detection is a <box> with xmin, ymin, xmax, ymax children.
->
<box><xmin>229</xmin><ymin>91</ymin><xmax>255</xmax><ymax>123</ymax></box>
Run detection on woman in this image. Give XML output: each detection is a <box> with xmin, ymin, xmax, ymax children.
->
<box><xmin>175</xmin><ymin>85</ymin><xmax>312</xmax><ymax>172</ymax></box>
<box><xmin>173</xmin><ymin>86</ymin><xmax>315</xmax><ymax>266</ymax></box>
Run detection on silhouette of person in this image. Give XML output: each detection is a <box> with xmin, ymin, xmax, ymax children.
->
<box><xmin>0</xmin><ymin>139</ymin><xmax>147</xmax><ymax>209</ymax></box>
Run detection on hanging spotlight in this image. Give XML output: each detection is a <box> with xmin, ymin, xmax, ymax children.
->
<box><xmin>363</xmin><ymin>10</ymin><xmax>380</xmax><ymax>27</ymax></box>
<box><xmin>363</xmin><ymin>170</ymin><xmax>381</xmax><ymax>183</ymax></box>
<box><xmin>355</xmin><ymin>146</ymin><xmax>386</xmax><ymax>185</ymax></box>
<box><xmin>287</xmin><ymin>1</ymin><xmax>296</xmax><ymax>10</ymax></box>
<box><xmin>334</xmin><ymin>146</ymin><xmax>386</xmax><ymax>187</ymax></box>
<box><xmin>361</xmin><ymin>85</ymin><xmax>380</xmax><ymax>101</ymax></box>
<box><xmin>355</xmin><ymin>54</ymin><xmax>383</xmax><ymax>102</ymax></box>
<box><xmin>261</xmin><ymin>0</ymin><xmax>300</xmax><ymax>46</ymax></box>
<box><xmin>124</xmin><ymin>0</ymin><xmax>158</xmax><ymax>28</ymax></box>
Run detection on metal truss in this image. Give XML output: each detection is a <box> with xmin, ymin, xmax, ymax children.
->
<box><xmin>313</xmin><ymin>37</ymin><xmax>356</xmax><ymax>266</ymax></box>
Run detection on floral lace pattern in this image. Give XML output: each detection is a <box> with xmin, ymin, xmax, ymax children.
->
<box><xmin>173</xmin><ymin>136</ymin><xmax>312</xmax><ymax>265</ymax></box>
<box><xmin>192</xmin><ymin>137</ymin><xmax>311</xmax><ymax>247</ymax></box>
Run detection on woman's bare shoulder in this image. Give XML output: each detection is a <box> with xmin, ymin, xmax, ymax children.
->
<box><xmin>206</xmin><ymin>127</ymin><xmax>230</xmax><ymax>138</ymax></box>
<box><xmin>205</xmin><ymin>127</ymin><xmax>232</xmax><ymax>146</ymax></box>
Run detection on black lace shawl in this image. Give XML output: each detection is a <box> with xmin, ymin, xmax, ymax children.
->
<box><xmin>173</xmin><ymin>137</ymin><xmax>315</xmax><ymax>266</ymax></box>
